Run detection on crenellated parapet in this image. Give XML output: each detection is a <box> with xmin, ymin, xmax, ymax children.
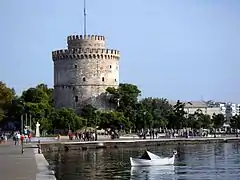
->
<box><xmin>52</xmin><ymin>48</ymin><xmax>120</xmax><ymax>61</ymax></box>
<box><xmin>67</xmin><ymin>34</ymin><xmax>106</xmax><ymax>49</ymax></box>
<box><xmin>67</xmin><ymin>35</ymin><xmax>105</xmax><ymax>41</ymax></box>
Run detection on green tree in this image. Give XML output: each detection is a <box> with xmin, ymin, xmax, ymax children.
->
<box><xmin>18</xmin><ymin>84</ymin><xmax>54</xmax><ymax>130</ymax></box>
<box><xmin>230</xmin><ymin>114</ymin><xmax>240</xmax><ymax>137</ymax></box>
<box><xmin>186</xmin><ymin>113</ymin><xmax>197</xmax><ymax>129</ymax></box>
<box><xmin>212</xmin><ymin>113</ymin><xmax>225</xmax><ymax>129</ymax></box>
<box><xmin>0</xmin><ymin>108</ymin><xmax>4</xmax><ymax>121</ymax></box>
<box><xmin>212</xmin><ymin>113</ymin><xmax>225</xmax><ymax>137</ymax></box>
<box><xmin>98</xmin><ymin>111</ymin><xmax>128</xmax><ymax>130</ymax></box>
<box><xmin>0</xmin><ymin>81</ymin><xmax>14</xmax><ymax>104</ymax></box>
<box><xmin>187</xmin><ymin>110</ymin><xmax>211</xmax><ymax>130</ymax></box>
<box><xmin>1</xmin><ymin>84</ymin><xmax>54</xmax><ymax>132</ymax></box>
<box><xmin>36</xmin><ymin>84</ymin><xmax>54</xmax><ymax>106</ymax></box>
<box><xmin>172</xmin><ymin>100</ymin><xmax>187</xmax><ymax>129</ymax></box>
<box><xmin>51</xmin><ymin>108</ymin><xmax>84</xmax><ymax>131</ymax></box>
<box><xmin>80</xmin><ymin>104</ymin><xmax>97</xmax><ymax>127</ymax></box>
<box><xmin>134</xmin><ymin>103</ymin><xmax>147</xmax><ymax>130</ymax></box>
<box><xmin>0</xmin><ymin>81</ymin><xmax>15</xmax><ymax>121</ymax></box>
<box><xmin>5</xmin><ymin>98</ymin><xmax>23</xmax><ymax>122</ymax></box>
<box><xmin>140</xmin><ymin>98</ymin><xmax>172</xmax><ymax>129</ymax></box>
<box><xmin>199</xmin><ymin>114</ymin><xmax>211</xmax><ymax>129</ymax></box>
<box><xmin>21</xmin><ymin>86</ymin><xmax>50</xmax><ymax>104</ymax></box>
<box><xmin>39</xmin><ymin>117</ymin><xmax>53</xmax><ymax>134</ymax></box>
<box><xmin>106</xmin><ymin>83</ymin><xmax>141</xmax><ymax>110</ymax></box>
<box><xmin>106</xmin><ymin>83</ymin><xmax>141</xmax><ymax>130</ymax></box>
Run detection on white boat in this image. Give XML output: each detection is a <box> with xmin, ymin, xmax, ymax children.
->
<box><xmin>130</xmin><ymin>150</ymin><xmax>177</xmax><ymax>167</ymax></box>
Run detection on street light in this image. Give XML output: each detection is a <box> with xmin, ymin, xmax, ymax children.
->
<box><xmin>94</xmin><ymin>110</ymin><xmax>99</xmax><ymax>141</ymax></box>
<box><xmin>19</xmin><ymin>100</ymin><xmax>25</xmax><ymax>154</ymax></box>
<box><xmin>143</xmin><ymin>111</ymin><xmax>147</xmax><ymax>139</ymax></box>
<box><xmin>19</xmin><ymin>100</ymin><xmax>25</xmax><ymax>134</ymax></box>
<box><xmin>116</xmin><ymin>98</ymin><xmax>120</xmax><ymax>109</ymax></box>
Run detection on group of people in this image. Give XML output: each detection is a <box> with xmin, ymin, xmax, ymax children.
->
<box><xmin>138</xmin><ymin>129</ymin><xmax>159</xmax><ymax>139</ymax></box>
<box><xmin>68</xmin><ymin>131</ymin><xmax>97</xmax><ymax>141</ymax></box>
<box><xmin>12</xmin><ymin>131</ymin><xmax>21</xmax><ymax>145</ymax></box>
<box><xmin>0</xmin><ymin>133</ymin><xmax>8</xmax><ymax>144</ymax></box>
<box><xmin>13</xmin><ymin>131</ymin><xmax>32</xmax><ymax>145</ymax></box>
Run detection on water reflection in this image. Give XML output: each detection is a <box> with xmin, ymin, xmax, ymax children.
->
<box><xmin>130</xmin><ymin>165</ymin><xmax>175</xmax><ymax>180</ymax></box>
<box><xmin>44</xmin><ymin>142</ymin><xmax>240</xmax><ymax>180</ymax></box>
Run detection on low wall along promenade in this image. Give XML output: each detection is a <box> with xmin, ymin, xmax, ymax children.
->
<box><xmin>40</xmin><ymin>136</ymin><xmax>240</xmax><ymax>153</ymax></box>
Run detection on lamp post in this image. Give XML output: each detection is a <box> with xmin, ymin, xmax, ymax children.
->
<box><xmin>19</xmin><ymin>100</ymin><xmax>24</xmax><ymax>134</ymax></box>
<box><xmin>94</xmin><ymin>110</ymin><xmax>99</xmax><ymax>141</ymax></box>
<box><xmin>29</xmin><ymin>114</ymin><xmax>32</xmax><ymax>132</ymax></box>
<box><xmin>19</xmin><ymin>100</ymin><xmax>25</xmax><ymax>154</ymax></box>
<box><xmin>21</xmin><ymin>114</ymin><xmax>23</xmax><ymax>136</ymax></box>
<box><xmin>143</xmin><ymin>111</ymin><xmax>147</xmax><ymax>139</ymax></box>
<box><xmin>116</xmin><ymin>98</ymin><xmax>120</xmax><ymax>109</ymax></box>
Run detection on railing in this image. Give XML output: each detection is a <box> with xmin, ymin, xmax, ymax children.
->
<box><xmin>21</xmin><ymin>139</ymin><xmax>42</xmax><ymax>154</ymax></box>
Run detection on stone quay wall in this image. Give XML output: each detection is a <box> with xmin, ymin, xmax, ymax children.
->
<box><xmin>40</xmin><ymin>137</ymin><xmax>240</xmax><ymax>153</ymax></box>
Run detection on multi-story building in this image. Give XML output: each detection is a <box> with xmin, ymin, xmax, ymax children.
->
<box><xmin>170</xmin><ymin>100</ymin><xmax>240</xmax><ymax>127</ymax></box>
<box><xmin>219</xmin><ymin>103</ymin><xmax>226</xmax><ymax>115</ymax></box>
<box><xmin>184</xmin><ymin>101</ymin><xmax>207</xmax><ymax>115</ymax></box>
<box><xmin>237</xmin><ymin>104</ymin><xmax>240</xmax><ymax>115</ymax></box>
<box><xmin>206</xmin><ymin>107</ymin><xmax>221</xmax><ymax>118</ymax></box>
<box><xmin>170</xmin><ymin>100</ymin><xmax>222</xmax><ymax>118</ymax></box>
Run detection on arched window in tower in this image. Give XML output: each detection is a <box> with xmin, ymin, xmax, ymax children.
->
<box><xmin>102</xmin><ymin>77</ymin><xmax>105</xmax><ymax>82</ymax></box>
<box><xmin>83</xmin><ymin>77</ymin><xmax>86</xmax><ymax>82</ymax></box>
<box><xmin>109</xmin><ymin>65</ymin><xmax>112</xmax><ymax>69</ymax></box>
<box><xmin>75</xmin><ymin>64</ymin><xmax>77</xmax><ymax>68</ymax></box>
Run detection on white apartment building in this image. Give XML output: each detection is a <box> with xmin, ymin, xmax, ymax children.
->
<box><xmin>206</xmin><ymin>107</ymin><xmax>221</xmax><ymax>118</ymax></box>
<box><xmin>170</xmin><ymin>101</ymin><xmax>240</xmax><ymax>122</ymax></box>
<box><xmin>170</xmin><ymin>101</ymin><xmax>221</xmax><ymax>118</ymax></box>
<box><xmin>218</xmin><ymin>103</ymin><xmax>240</xmax><ymax>124</ymax></box>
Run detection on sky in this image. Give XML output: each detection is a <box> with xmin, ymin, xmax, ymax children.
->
<box><xmin>0</xmin><ymin>0</ymin><xmax>240</xmax><ymax>102</ymax></box>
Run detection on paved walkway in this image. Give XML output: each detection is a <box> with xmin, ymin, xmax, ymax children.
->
<box><xmin>0</xmin><ymin>142</ymin><xmax>38</xmax><ymax>180</ymax></box>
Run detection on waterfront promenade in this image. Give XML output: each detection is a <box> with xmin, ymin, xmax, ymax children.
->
<box><xmin>0</xmin><ymin>142</ymin><xmax>56</xmax><ymax>180</ymax></box>
<box><xmin>0</xmin><ymin>143</ymin><xmax>38</xmax><ymax>180</ymax></box>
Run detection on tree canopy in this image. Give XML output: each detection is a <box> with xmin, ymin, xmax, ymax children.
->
<box><xmin>0</xmin><ymin>80</ymin><xmax>238</xmax><ymax>135</ymax></box>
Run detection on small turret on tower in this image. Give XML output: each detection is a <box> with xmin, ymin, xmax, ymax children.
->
<box><xmin>67</xmin><ymin>35</ymin><xmax>106</xmax><ymax>49</ymax></box>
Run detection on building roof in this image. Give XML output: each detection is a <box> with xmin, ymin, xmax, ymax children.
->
<box><xmin>169</xmin><ymin>100</ymin><xmax>207</xmax><ymax>108</ymax></box>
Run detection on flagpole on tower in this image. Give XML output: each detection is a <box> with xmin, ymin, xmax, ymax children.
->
<box><xmin>84</xmin><ymin>0</ymin><xmax>87</xmax><ymax>36</ymax></box>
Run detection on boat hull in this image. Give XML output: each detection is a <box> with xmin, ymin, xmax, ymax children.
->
<box><xmin>130</xmin><ymin>157</ymin><xmax>175</xmax><ymax>167</ymax></box>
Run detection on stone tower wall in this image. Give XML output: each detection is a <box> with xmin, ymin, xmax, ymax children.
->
<box><xmin>52</xmin><ymin>35</ymin><xmax>120</xmax><ymax>110</ymax></box>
